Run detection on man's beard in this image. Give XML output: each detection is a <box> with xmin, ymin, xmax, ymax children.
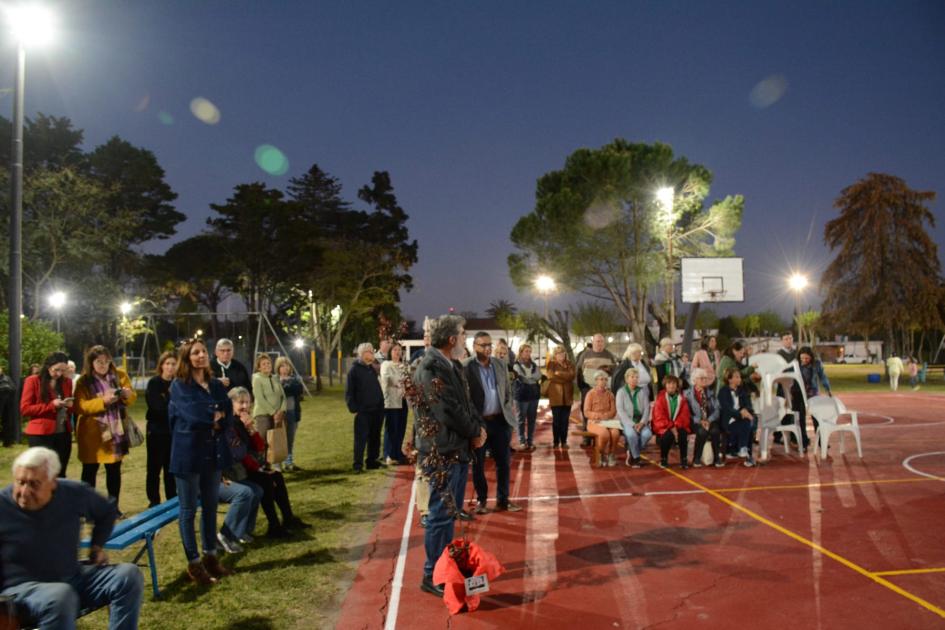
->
<box><xmin>451</xmin><ymin>339</ymin><xmax>466</xmax><ymax>360</ymax></box>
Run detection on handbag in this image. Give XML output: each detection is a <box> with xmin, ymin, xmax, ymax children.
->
<box><xmin>266</xmin><ymin>423</ymin><xmax>288</xmax><ymax>464</ymax></box>
<box><xmin>122</xmin><ymin>414</ymin><xmax>145</xmax><ymax>448</ymax></box>
<box><xmin>701</xmin><ymin>441</ymin><xmax>715</xmax><ymax>466</ymax></box>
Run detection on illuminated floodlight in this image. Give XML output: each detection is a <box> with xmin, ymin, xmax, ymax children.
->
<box><xmin>534</xmin><ymin>274</ymin><xmax>557</xmax><ymax>294</ymax></box>
<box><xmin>6</xmin><ymin>4</ymin><xmax>55</xmax><ymax>47</ymax></box>
<box><xmin>788</xmin><ymin>273</ymin><xmax>808</xmax><ymax>292</ymax></box>
<box><xmin>656</xmin><ymin>187</ymin><xmax>675</xmax><ymax>215</ymax></box>
<box><xmin>119</xmin><ymin>301</ymin><xmax>132</xmax><ymax>316</ymax></box>
<box><xmin>48</xmin><ymin>291</ymin><xmax>66</xmax><ymax>310</ymax></box>
<box><xmin>293</xmin><ymin>338</ymin><xmax>305</xmax><ymax>349</ymax></box>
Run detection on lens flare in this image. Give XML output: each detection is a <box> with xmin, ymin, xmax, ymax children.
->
<box><xmin>133</xmin><ymin>94</ymin><xmax>150</xmax><ymax>112</ymax></box>
<box><xmin>254</xmin><ymin>144</ymin><xmax>289</xmax><ymax>176</ymax></box>
<box><xmin>190</xmin><ymin>97</ymin><xmax>221</xmax><ymax>125</ymax></box>
<box><xmin>157</xmin><ymin>111</ymin><xmax>174</xmax><ymax>125</ymax></box>
<box><xmin>749</xmin><ymin>75</ymin><xmax>788</xmax><ymax>109</ymax></box>
<box><xmin>584</xmin><ymin>198</ymin><xmax>620</xmax><ymax>230</ymax></box>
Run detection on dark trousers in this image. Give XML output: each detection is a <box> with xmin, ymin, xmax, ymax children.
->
<box><xmin>383</xmin><ymin>406</ymin><xmax>408</xmax><ymax>462</ymax></box>
<box><xmin>658</xmin><ymin>428</ymin><xmax>690</xmax><ymax>462</ymax></box>
<box><xmin>693</xmin><ymin>423</ymin><xmax>722</xmax><ymax>463</ymax></box>
<box><xmin>0</xmin><ymin>390</ymin><xmax>16</xmax><ymax>446</ymax></box>
<box><xmin>473</xmin><ymin>420</ymin><xmax>511</xmax><ymax>507</ymax></box>
<box><xmin>353</xmin><ymin>410</ymin><xmax>384</xmax><ymax>470</ymax></box>
<box><xmin>82</xmin><ymin>462</ymin><xmax>122</xmax><ymax>506</ymax></box>
<box><xmin>517</xmin><ymin>399</ymin><xmax>539</xmax><ymax>446</ymax></box>
<box><xmin>551</xmin><ymin>405</ymin><xmax>570</xmax><ymax>446</ymax></box>
<box><xmin>145</xmin><ymin>431</ymin><xmax>176</xmax><ymax>506</ymax></box>
<box><xmin>424</xmin><ymin>461</ymin><xmax>468</xmax><ymax>577</ymax></box>
<box><xmin>245</xmin><ymin>469</ymin><xmax>294</xmax><ymax>529</ymax></box>
<box><xmin>27</xmin><ymin>433</ymin><xmax>71</xmax><ymax>478</ymax></box>
<box><xmin>726</xmin><ymin>417</ymin><xmax>754</xmax><ymax>451</ymax></box>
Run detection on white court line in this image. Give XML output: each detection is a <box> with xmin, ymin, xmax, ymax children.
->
<box><xmin>509</xmin><ymin>489</ymin><xmax>706</xmax><ymax>502</ymax></box>
<box><xmin>383</xmin><ymin>473</ymin><xmax>418</xmax><ymax>630</ymax></box>
<box><xmin>902</xmin><ymin>452</ymin><xmax>945</xmax><ymax>482</ymax></box>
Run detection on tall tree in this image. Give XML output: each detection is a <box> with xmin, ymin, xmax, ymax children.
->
<box><xmin>509</xmin><ymin>140</ymin><xmax>743</xmax><ymax>348</ymax></box>
<box><xmin>822</xmin><ymin>173</ymin><xmax>942</xmax><ymax>356</ymax></box>
<box><xmin>0</xmin><ymin>113</ymin><xmax>84</xmax><ymax>171</ymax></box>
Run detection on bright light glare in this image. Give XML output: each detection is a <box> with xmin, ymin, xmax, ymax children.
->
<box><xmin>119</xmin><ymin>301</ymin><xmax>132</xmax><ymax>315</ymax></box>
<box><xmin>534</xmin><ymin>274</ymin><xmax>557</xmax><ymax>294</ymax></box>
<box><xmin>788</xmin><ymin>273</ymin><xmax>808</xmax><ymax>292</ymax></box>
<box><xmin>7</xmin><ymin>5</ymin><xmax>55</xmax><ymax>46</ymax></box>
<box><xmin>48</xmin><ymin>291</ymin><xmax>66</xmax><ymax>310</ymax></box>
<box><xmin>293</xmin><ymin>338</ymin><xmax>305</xmax><ymax>349</ymax></box>
<box><xmin>195</xmin><ymin>329</ymin><xmax>203</xmax><ymax>337</ymax></box>
<box><xmin>656</xmin><ymin>187</ymin><xmax>675</xmax><ymax>213</ymax></box>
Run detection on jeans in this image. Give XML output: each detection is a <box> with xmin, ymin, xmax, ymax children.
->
<box><xmin>550</xmin><ymin>405</ymin><xmax>570</xmax><ymax>446</ymax></box>
<box><xmin>82</xmin><ymin>462</ymin><xmax>122</xmax><ymax>508</ymax></box>
<box><xmin>423</xmin><ymin>461</ymin><xmax>468</xmax><ymax>578</ymax></box>
<box><xmin>353</xmin><ymin>411</ymin><xmax>383</xmax><ymax>470</ymax></box>
<box><xmin>27</xmin><ymin>433</ymin><xmax>71</xmax><ymax>478</ymax></box>
<box><xmin>623</xmin><ymin>423</ymin><xmax>653</xmax><ymax>459</ymax></box>
<box><xmin>2</xmin><ymin>562</ymin><xmax>143</xmax><ymax>630</ymax></box>
<box><xmin>658</xmin><ymin>428</ymin><xmax>690</xmax><ymax>462</ymax></box>
<box><xmin>383</xmin><ymin>406</ymin><xmax>408</xmax><ymax>462</ymax></box>
<box><xmin>472</xmin><ymin>420</ymin><xmax>511</xmax><ymax>507</ymax></box>
<box><xmin>284</xmin><ymin>417</ymin><xmax>299</xmax><ymax>466</ymax></box>
<box><xmin>218</xmin><ymin>479</ymin><xmax>262</xmax><ymax>540</ymax></box>
<box><xmin>516</xmin><ymin>399</ymin><xmax>539</xmax><ymax>446</ymax></box>
<box><xmin>145</xmin><ymin>431</ymin><xmax>175</xmax><ymax>506</ymax></box>
<box><xmin>174</xmin><ymin>469</ymin><xmax>222</xmax><ymax>562</ymax></box>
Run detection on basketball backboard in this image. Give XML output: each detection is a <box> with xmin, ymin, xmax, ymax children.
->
<box><xmin>680</xmin><ymin>257</ymin><xmax>744</xmax><ymax>303</ymax></box>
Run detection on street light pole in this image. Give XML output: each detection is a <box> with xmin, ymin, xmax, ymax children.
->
<box><xmin>8</xmin><ymin>43</ymin><xmax>25</xmax><ymax>386</ymax></box>
<box><xmin>657</xmin><ymin>188</ymin><xmax>676</xmax><ymax>341</ymax></box>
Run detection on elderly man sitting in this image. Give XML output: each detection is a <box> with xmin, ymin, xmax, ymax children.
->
<box><xmin>0</xmin><ymin>447</ymin><xmax>143</xmax><ymax>629</ymax></box>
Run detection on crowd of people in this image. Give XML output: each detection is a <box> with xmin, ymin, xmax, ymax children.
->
<box><xmin>1</xmin><ymin>338</ymin><xmax>310</xmax><ymax>628</ymax></box>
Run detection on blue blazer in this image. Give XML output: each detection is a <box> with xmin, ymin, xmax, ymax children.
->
<box><xmin>718</xmin><ymin>385</ymin><xmax>755</xmax><ymax>428</ymax></box>
<box><xmin>169</xmin><ymin>378</ymin><xmax>234</xmax><ymax>475</ymax></box>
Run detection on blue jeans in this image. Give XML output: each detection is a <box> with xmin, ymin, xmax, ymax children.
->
<box><xmin>516</xmin><ymin>399</ymin><xmax>539</xmax><ymax>446</ymax></box>
<box><xmin>2</xmin><ymin>563</ymin><xmax>143</xmax><ymax>630</ymax></box>
<box><xmin>622</xmin><ymin>422</ymin><xmax>653</xmax><ymax>458</ymax></box>
<box><xmin>174</xmin><ymin>469</ymin><xmax>222</xmax><ymax>562</ymax></box>
<box><xmin>284</xmin><ymin>417</ymin><xmax>299</xmax><ymax>466</ymax></box>
<box><xmin>472</xmin><ymin>421</ymin><xmax>511</xmax><ymax>506</ymax></box>
<box><xmin>383</xmin><ymin>407</ymin><xmax>408</xmax><ymax>462</ymax></box>
<box><xmin>423</xmin><ymin>461</ymin><xmax>468</xmax><ymax>578</ymax></box>
<box><xmin>218</xmin><ymin>479</ymin><xmax>262</xmax><ymax>540</ymax></box>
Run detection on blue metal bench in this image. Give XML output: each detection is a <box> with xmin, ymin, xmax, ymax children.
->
<box><xmin>79</xmin><ymin>497</ymin><xmax>180</xmax><ymax>599</ymax></box>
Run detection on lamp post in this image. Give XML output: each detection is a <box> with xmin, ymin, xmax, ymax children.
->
<box><xmin>534</xmin><ymin>274</ymin><xmax>556</xmax><ymax>366</ymax></box>
<box><xmin>657</xmin><ymin>187</ymin><xmax>676</xmax><ymax>341</ymax></box>
<box><xmin>5</xmin><ymin>5</ymin><xmax>54</xmax><ymax>384</ymax></box>
<box><xmin>788</xmin><ymin>273</ymin><xmax>808</xmax><ymax>343</ymax></box>
<box><xmin>48</xmin><ymin>290</ymin><xmax>66</xmax><ymax>334</ymax></box>
<box><xmin>119</xmin><ymin>301</ymin><xmax>132</xmax><ymax>371</ymax></box>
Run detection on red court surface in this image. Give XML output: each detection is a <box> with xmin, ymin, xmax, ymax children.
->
<box><xmin>336</xmin><ymin>392</ymin><xmax>945</xmax><ymax>629</ymax></box>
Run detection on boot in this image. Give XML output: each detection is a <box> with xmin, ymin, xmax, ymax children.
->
<box><xmin>202</xmin><ymin>553</ymin><xmax>233</xmax><ymax>578</ymax></box>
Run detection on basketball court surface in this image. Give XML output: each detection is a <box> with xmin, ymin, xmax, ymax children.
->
<box><xmin>336</xmin><ymin>392</ymin><xmax>945</xmax><ymax>629</ymax></box>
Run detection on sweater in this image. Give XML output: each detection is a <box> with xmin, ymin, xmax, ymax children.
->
<box><xmin>583</xmin><ymin>387</ymin><xmax>616</xmax><ymax>421</ymax></box>
<box><xmin>252</xmin><ymin>372</ymin><xmax>286</xmax><ymax>417</ymax></box>
<box><xmin>616</xmin><ymin>384</ymin><xmax>651</xmax><ymax>428</ymax></box>
<box><xmin>145</xmin><ymin>375</ymin><xmax>173</xmax><ymax>434</ymax></box>
<box><xmin>576</xmin><ymin>349</ymin><xmax>617</xmax><ymax>390</ymax></box>
<box><xmin>380</xmin><ymin>361</ymin><xmax>406</xmax><ymax>410</ymax></box>
<box><xmin>0</xmin><ymin>480</ymin><xmax>116</xmax><ymax>589</ymax></box>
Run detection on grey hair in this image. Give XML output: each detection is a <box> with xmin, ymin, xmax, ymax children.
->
<box><xmin>690</xmin><ymin>367</ymin><xmax>708</xmax><ymax>380</ymax></box>
<box><xmin>623</xmin><ymin>343</ymin><xmax>643</xmax><ymax>360</ymax></box>
<box><xmin>356</xmin><ymin>342</ymin><xmax>374</xmax><ymax>356</ymax></box>
<box><xmin>430</xmin><ymin>315</ymin><xmax>466</xmax><ymax>348</ymax></box>
<box><xmin>12</xmin><ymin>447</ymin><xmax>61</xmax><ymax>479</ymax></box>
<box><xmin>215</xmin><ymin>338</ymin><xmax>234</xmax><ymax>350</ymax></box>
<box><xmin>593</xmin><ymin>370</ymin><xmax>610</xmax><ymax>382</ymax></box>
<box><xmin>228</xmin><ymin>386</ymin><xmax>251</xmax><ymax>401</ymax></box>
<box><xmin>659</xmin><ymin>337</ymin><xmax>673</xmax><ymax>350</ymax></box>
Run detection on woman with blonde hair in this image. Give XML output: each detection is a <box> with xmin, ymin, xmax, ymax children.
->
<box><xmin>545</xmin><ymin>346</ymin><xmax>575</xmax><ymax>449</ymax></box>
<box><xmin>75</xmin><ymin>345</ymin><xmax>137</xmax><ymax>515</ymax></box>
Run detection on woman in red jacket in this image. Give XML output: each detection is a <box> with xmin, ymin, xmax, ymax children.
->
<box><xmin>651</xmin><ymin>375</ymin><xmax>691</xmax><ymax>469</ymax></box>
<box><xmin>20</xmin><ymin>352</ymin><xmax>74</xmax><ymax>477</ymax></box>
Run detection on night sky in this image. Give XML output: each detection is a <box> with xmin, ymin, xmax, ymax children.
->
<box><xmin>5</xmin><ymin>1</ymin><xmax>944</xmax><ymax>324</ymax></box>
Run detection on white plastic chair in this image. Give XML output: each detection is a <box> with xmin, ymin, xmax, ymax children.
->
<box><xmin>758</xmin><ymin>396</ymin><xmax>805</xmax><ymax>460</ymax></box>
<box><xmin>751</xmin><ymin>353</ymin><xmax>806</xmax><ymax>409</ymax></box>
<box><xmin>808</xmin><ymin>395</ymin><xmax>862</xmax><ymax>460</ymax></box>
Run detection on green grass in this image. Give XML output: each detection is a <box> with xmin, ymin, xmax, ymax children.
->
<box><xmin>823</xmin><ymin>364</ymin><xmax>945</xmax><ymax>393</ymax></box>
<box><xmin>0</xmin><ymin>386</ymin><xmax>391</xmax><ymax>630</ymax></box>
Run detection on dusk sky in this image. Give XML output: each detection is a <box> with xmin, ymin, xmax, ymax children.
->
<box><xmin>4</xmin><ymin>1</ymin><xmax>944</xmax><ymax>324</ymax></box>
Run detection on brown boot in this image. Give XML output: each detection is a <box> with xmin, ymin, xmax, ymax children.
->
<box><xmin>202</xmin><ymin>553</ymin><xmax>233</xmax><ymax>579</ymax></box>
<box><xmin>186</xmin><ymin>560</ymin><xmax>217</xmax><ymax>585</ymax></box>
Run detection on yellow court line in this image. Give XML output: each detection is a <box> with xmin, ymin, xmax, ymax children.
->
<box><xmin>711</xmin><ymin>477</ymin><xmax>937</xmax><ymax>494</ymax></box>
<box><xmin>642</xmin><ymin>456</ymin><xmax>945</xmax><ymax>620</ymax></box>
<box><xmin>873</xmin><ymin>567</ymin><xmax>945</xmax><ymax>577</ymax></box>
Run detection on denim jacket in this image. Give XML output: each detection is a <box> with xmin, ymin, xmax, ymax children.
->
<box><xmin>169</xmin><ymin>378</ymin><xmax>233</xmax><ymax>475</ymax></box>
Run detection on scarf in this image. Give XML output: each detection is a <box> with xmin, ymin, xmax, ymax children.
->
<box><xmin>92</xmin><ymin>374</ymin><xmax>128</xmax><ymax>456</ymax></box>
<box><xmin>696</xmin><ymin>387</ymin><xmax>709</xmax><ymax>421</ymax></box>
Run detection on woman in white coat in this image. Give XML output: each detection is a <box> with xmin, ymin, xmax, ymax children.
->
<box><xmin>381</xmin><ymin>342</ymin><xmax>408</xmax><ymax>465</ymax></box>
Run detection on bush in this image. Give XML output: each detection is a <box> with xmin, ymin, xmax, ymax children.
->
<box><xmin>0</xmin><ymin>313</ymin><xmax>64</xmax><ymax>375</ymax></box>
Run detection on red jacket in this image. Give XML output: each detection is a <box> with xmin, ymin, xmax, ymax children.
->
<box><xmin>20</xmin><ymin>374</ymin><xmax>74</xmax><ymax>435</ymax></box>
<box><xmin>243</xmin><ymin>431</ymin><xmax>266</xmax><ymax>473</ymax></box>
<box><xmin>651</xmin><ymin>390</ymin><xmax>691</xmax><ymax>436</ymax></box>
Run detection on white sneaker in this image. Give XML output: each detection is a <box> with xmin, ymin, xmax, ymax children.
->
<box><xmin>272</xmin><ymin>463</ymin><xmax>282</xmax><ymax>472</ymax></box>
<box><xmin>738</xmin><ymin>447</ymin><xmax>749</xmax><ymax>459</ymax></box>
<box><xmin>608</xmin><ymin>454</ymin><xmax>616</xmax><ymax>467</ymax></box>
<box><xmin>385</xmin><ymin>456</ymin><xmax>394</xmax><ymax>466</ymax></box>
<box><xmin>216</xmin><ymin>532</ymin><xmax>243</xmax><ymax>554</ymax></box>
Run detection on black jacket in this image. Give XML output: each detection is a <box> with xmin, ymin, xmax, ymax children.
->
<box><xmin>345</xmin><ymin>361</ymin><xmax>384</xmax><ymax>414</ymax></box>
<box><xmin>415</xmin><ymin>349</ymin><xmax>482</xmax><ymax>462</ymax></box>
<box><xmin>144</xmin><ymin>375</ymin><xmax>172</xmax><ymax>434</ymax></box>
<box><xmin>210</xmin><ymin>358</ymin><xmax>251</xmax><ymax>392</ymax></box>
<box><xmin>718</xmin><ymin>385</ymin><xmax>756</xmax><ymax>427</ymax></box>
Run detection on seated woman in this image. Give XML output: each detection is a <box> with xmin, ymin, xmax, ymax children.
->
<box><xmin>616</xmin><ymin>368</ymin><xmax>652</xmax><ymax>468</ymax></box>
<box><xmin>718</xmin><ymin>368</ymin><xmax>757</xmax><ymax>467</ymax></box>
<box><xmin>797</xmin><ymin>346</ymin><xmax>832</xmax><ymax>445</ymax></box>
<box><xmin>583</xmin><ymin>371</ymin><xmax>619</xmax><ymax>467</ymax></box>
<box><xmin>685</xmin><ymin>368</ymin><xmax>721</xmax><ymax>467</ymax></box>
<box><xmin>651</xmin><ymin>375</ymin><xmax>692</xmax><ymax>468</ymax></box>
<box><xmin>227</xmin><ymin>387</ymin><xmax>309</xmax><ymax>538</ymax></box>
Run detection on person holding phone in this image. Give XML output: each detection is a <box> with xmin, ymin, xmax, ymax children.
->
<box><xmin>19</xmin><ymin>352</ymin><xmax>74</xmax><ymax>477</ymax></box>
<box><xmin>75</xmin><ymin>346</ymin><xmax>137</xmax><ymax>516</ymax></box>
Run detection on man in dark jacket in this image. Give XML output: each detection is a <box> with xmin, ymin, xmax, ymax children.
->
<box><xmin>415</xmin><ymin>315</ymin><xmax>485</xmax><ymax>597</ymax></box>
<box><xmin>0</xmin><ymin>366</ymin><xmax>16</xmax><ymax>447</ymax></box>
<box><xmin>211</xmin><ymin>338</ymin><xmax>251</xmax><ymax>392</ymax></box>
<box><xmin>345</xmin><ymin>343</ymin><xmax>385</xmax><ymax>472</ymax></box>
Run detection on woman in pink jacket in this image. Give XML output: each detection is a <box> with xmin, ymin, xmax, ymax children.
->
<box><xmin>690</xmin><ymin>336</ymin><xmax>721</xmax><ymax>388</ymax></box>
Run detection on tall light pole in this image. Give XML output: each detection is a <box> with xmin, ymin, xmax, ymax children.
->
<box><xmin>48</xmin><ymin>290</ymin><xmax>66</xmax><ymax>334</ymax></box>
<box><xmin>657</xmin><ymin>187</ymin><xmax>676</xmax><ymax>340</ymax></box>
<box><xmin>534</xmin><ymin>274</ymin><xmax>556</xmax><ymax>366</ymax></box>
<box><xmin>788</xmin><ymin>273</ymin><xmax>808</xmax><ymax>343</ymax></box>
<box><xmin>119</xmin><ymin>301</ymin><xmax>132</xmax><ymax>371</ymax></box>
<box><xmin>5</xmin><ymin>5</ymin><xmax>55</xmax><ymax>386</ymax></box>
